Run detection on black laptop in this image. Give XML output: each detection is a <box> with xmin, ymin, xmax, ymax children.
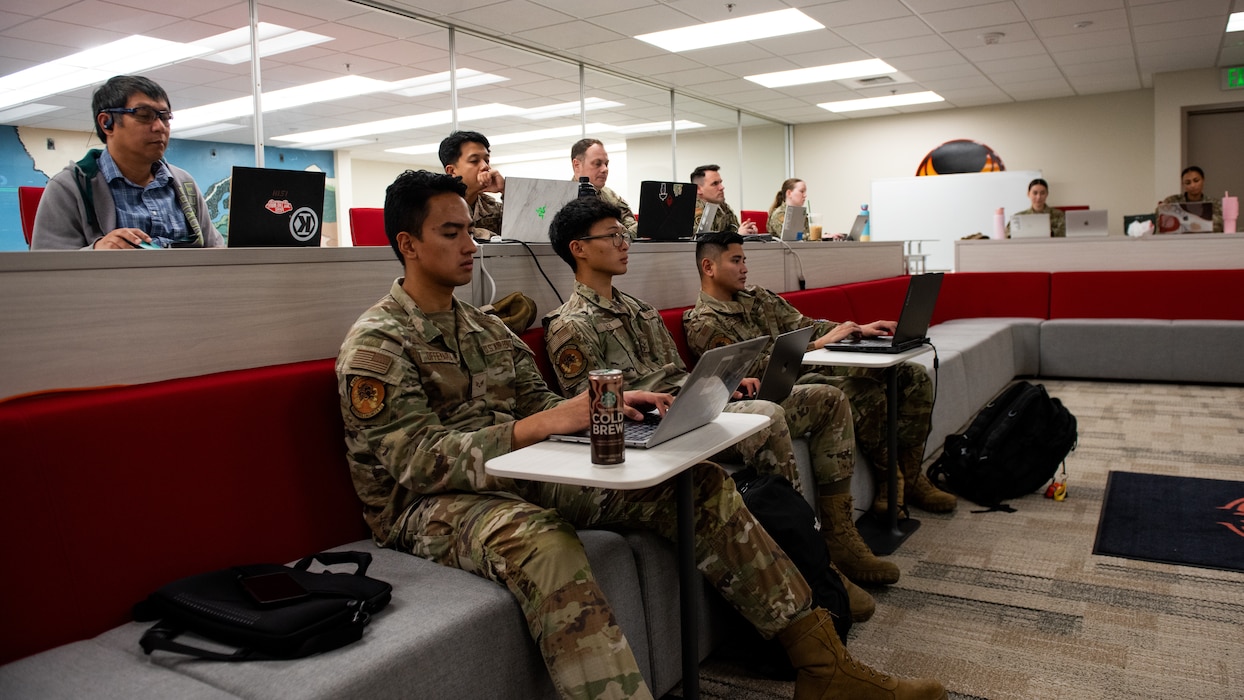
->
<box><xmin>227</xmin><ymin>166</ymin><xmax>327</xmax><ymax>247</ymax></box>
<box><xmin>637</xmin><ymin>180</ymin><xmax>697</xmax><ymax>241</ymax></box>
<box><xmin>824</xmin><ymin>273</ymin><xmax>943</xmax><ymax>354</ymax></box>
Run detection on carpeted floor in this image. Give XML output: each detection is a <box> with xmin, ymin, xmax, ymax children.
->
<box><xmin>664</xmin><ymin>380</ymin><xmax>1244</xmax><ymax>700</ymax></box>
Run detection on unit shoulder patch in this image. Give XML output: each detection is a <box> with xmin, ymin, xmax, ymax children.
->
<box><xmin>348</xmin><ymin>376</ymin><xmax>386</xmax><ymax>420</ymax></box>
<box><xmin>556</xmin><ymin>345</ymin><xmax>587</xmax><ymax>380</ymax></box>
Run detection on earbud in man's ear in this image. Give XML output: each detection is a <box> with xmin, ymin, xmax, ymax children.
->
<box><xmin>101</xmin><ymin>113</ymin><xmax>114</xmax><ymax>130</ymax></box>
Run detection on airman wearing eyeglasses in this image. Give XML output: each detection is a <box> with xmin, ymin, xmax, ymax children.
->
<box><xmin>31</xmin><ymin>75</ymin><xmax>222</xmax><ymax>250</ymax></box>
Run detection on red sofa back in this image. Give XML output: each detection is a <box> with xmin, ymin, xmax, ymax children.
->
<box><xmin>1050</xmin><ymin>270</ymin><xmax>1244</xmax><ymax>320</ymax></box>
<box><xmin>933</xmin><ymin>272</ymin><xmax>1050</xmax><ymax>324</ymax></box>
<box><xmin>0</xmin><ymin>359</ymin><xmax>365</xmax><ymax>664</ymax></box>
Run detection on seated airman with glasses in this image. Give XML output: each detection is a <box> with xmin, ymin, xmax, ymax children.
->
<box><xmin>31</xmin><ymin>75</ymin><xmax>223</xmax><ymax>250</ymax></box>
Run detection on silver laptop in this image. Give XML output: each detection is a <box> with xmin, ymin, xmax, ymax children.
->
<box><xmin>825</xmin><ymin>273</ymin><xmax>943</xmax><ymax>354</ymax></box>
<box><xmin>549</xmin><ymin>336</ymin><xmax>767</xmax><ymax>449</ymax></box>
<box><xmin>754</xmin><ymin>327</ymin><xmax>815</xmax><ymax>403</ymax></box>
<box><xmin>499</xmin><ymin>177</ymin><xmax>579</xmax><ymax>243</ymax></box>
<box><xmin>780</xmin><ymin>205</ymin><xmax>806</xmax><ymax>241</ymax></box>
<box><xmin>846</xmin><ymin>214</ymin><xmax>868</xmax><ymax>241</ymax></box>
<box><xmin>696</xmin><ymin>202</ymin><xmax>720</xmax><ymax>233</ymax></box>
<box><xmin>1010</xmin><ymin>212</ymin><xmax>1051</xmax><ymax>238</ymax></box>
<box><xmin>1066</xmin><ymin>209</ymin><xmax>1108</xmax><ymax>237</ymax></box>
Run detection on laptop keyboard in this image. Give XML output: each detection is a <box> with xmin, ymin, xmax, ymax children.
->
<box><xmin>625</xmin><ymin>412</ymin><xmax>663</xmax><ymax>442</ymax></box>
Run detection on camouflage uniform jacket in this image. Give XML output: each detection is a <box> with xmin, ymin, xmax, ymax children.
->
<box><xmin>693</xmin><ymin>198</ymin><xmax>741</xmax><ymax>233</ymax></box>
<box><xmin>766</xmin><ymin>204</ymin><xmax>809</xmax><ymax>236</ymax></box>
<box><xmin>598</xmin><ymin>186</ymin><xmax>638</xmax><ymax>234</ymax></box>
<box><xmin>471</xmin><ymin>192</ymin><xmax>504</xmax><ymax>239</ymax></box>
<box><xmin>337</xmin><ymin>279</ymin><xmax>562</xmax><ymax>545</ymax></box>
<box><xmin>544</xmin><ymin>281</ymin><xmax>688</xmax><ymax>397</ymax></box>
<box><xmin>683</xmin><ymin>286</ymin><xmax>841</xmax><ymax>378</ymax></box>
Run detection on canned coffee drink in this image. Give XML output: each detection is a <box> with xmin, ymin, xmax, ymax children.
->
<box><xmin>588</xmin><ymin>369</ymin><xmax>625</xmax><ymax>466</ymax></box>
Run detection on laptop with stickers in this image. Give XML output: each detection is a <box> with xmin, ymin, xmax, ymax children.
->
<box><xmin>636</xmin><ymin>180</ymin><xmax>697</xmax><ymax>241</ymax></box>
<box><xmin>227</xmin><ymin>166</ymin><xmax>326</xmax><ymax>247</ymax></box>
<box><xmin>499</xmin><ymin>177</ymin><xmax>580</xmax><ymax>243</ymax></box>
<box><xmin>548</xmin><ymin>336</ymin><xmax>767</xmax><ymax>449</ymax></box>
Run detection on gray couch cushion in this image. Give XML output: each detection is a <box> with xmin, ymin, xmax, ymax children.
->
<box><xmin>1041</xmin><ymin>319</ymin><xmax>1173</xmax><ymax>382</ymax></box>
<box><xmin>0</xmin><ymin>641</ymin><xmax>241</xmax><ymax>699</ymax></box>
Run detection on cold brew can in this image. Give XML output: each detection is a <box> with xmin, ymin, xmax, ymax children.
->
<box><xmin>588</xmin><ymin>369</ymin><xmax>625</xmax><ymax>466</ymax></box>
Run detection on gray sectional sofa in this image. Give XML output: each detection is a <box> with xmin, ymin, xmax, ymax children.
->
<box><xmin>3</xmin><ymin>269</ymin><xmax>1241</xmax><ymax>699</ymax></box>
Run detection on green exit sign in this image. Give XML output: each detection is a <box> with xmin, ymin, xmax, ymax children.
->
<box><xmin>1226</xmin><ymin>66</ymin><xmax>1244</xmax><ymax>90</ymax></box>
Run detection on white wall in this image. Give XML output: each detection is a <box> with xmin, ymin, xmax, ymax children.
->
<box><xmin>794</xmin><ymin>90</ymin><xmax>1156</xmax><ymax>237</ymax></box>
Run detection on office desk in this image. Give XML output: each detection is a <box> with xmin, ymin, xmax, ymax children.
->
<box><xmin>803</xmin><ymin>345</ymin><xmax>933</xmax><ymax>554</ymax></box>
<box><xmin>486</xmin><ymin>412</ymin><xmax>769</xmax><ymax>700</ymax></box>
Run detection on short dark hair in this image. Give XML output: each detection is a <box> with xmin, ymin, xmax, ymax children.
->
<box><xmin>690</xmin><ymin>164</ymin><xmax>720</xmax><ymax>185</ymax></box>
<box><xmin>1027</xmin><ymin>178</ymin><xmax>1049</xmax><ymax>192</ymax></box>
<box><xmin>548</xmin><ymin>197</ymin><xmax>623</xmax><ymax>271</ymax></box>
<box><xmin>571</xmin><ymin>138</ymin><xmax>604</xmax><ymax>162</ymax></box>
<box><xmin>383</xmin><ymin>170</ymin><xmax>468</xmax><ymax>264</ymax></box>
<box><xmin>1181</xmin><ymin>166</ymin><xmax>1205</xmax><ymax>179</ymax></box>
<box><xmin>91</xmin><ymin>75</ymin><xmax>170</xmax><ymax>142</ymax></box>
<box><xmin>695</xmin><ymin>231</ymin><xmax>744</xmax><ymax>277</ymax></box>
<box><xmin>438</xmin><ymin>130</ymin><xmax>490</xmax><ymax>167</ymax></box>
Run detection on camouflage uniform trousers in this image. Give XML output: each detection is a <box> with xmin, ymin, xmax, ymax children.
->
<box><xmin>780</xmin><ymin>383</ymin><xmax>857</xmax><ymax>488</ymax></box>
<box><xmin>796</xmin><ymin>361</ymin><xmax>934</xmax><ymax>476</ymax></box>
<box><xmin>391</xmin><ymin>462</ymin><xmax>812</xmax><ymax>700</ymax></box>
<box><xmin>717</xmin><ymin>399</ymin><xmax>802</xmax><ymax>490</ymax></box>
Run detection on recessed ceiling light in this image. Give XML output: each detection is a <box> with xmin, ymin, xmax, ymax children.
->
<box><xmin>521</xmin><ymin>97</ymin><xmax>624</xmax><ymax>120</ymax></box>
<box><xmin>818</xmin><ymin>91</ymin><xmax>945</xmax><ymax>113</ymax></box>
<box><xmin>275</xmin><ymin>103</ymin><xmax>525</xmax><ymax>147</ymax></box>
<box><xmin>0</xmin><ymin>36</ymin><xmax>212</xmax><ymax>111</ymax></box>
<box><xmin>0</xmin><ymin>103</ymin><xmax>62</xmax><ymax>122</ymax></box>
<box><xmin>390</xmin><ymin>69</ymin><xmax>508</xmax><ymax>98</ymax></box>
<box><xmin>635</xmin><ymin>8</ymin><xmax>823</xmax><ymax>52</ymax></box>
<box><xmin>1073</xmin><ymin>21</ymin><xmax>1094</xmax><ymax>30</ymax></box>
<box><xmin>1228</xmin><ymin>12</ymin><xmax>1243</xmax><ymax>32</ymax></box>
<box><xmin>745</xmin><ymin>59</ymin><xmax>897</xmax><ymax>88</ymax></box>
<box><xmin>175</xmin><ymin>75</ymin><xmax>397</xmax><ymax>129</ymax></box>
<box><xmin>193</xmin><ymin>23</ymin><xmax>332</xmax><ymax>64</ymax></box>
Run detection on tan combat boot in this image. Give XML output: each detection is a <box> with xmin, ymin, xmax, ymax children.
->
<box><xmin>831</xmin><ymin>562</ymin><xmax>875</xmax><ymax>623</ymax></box>
<box><xmin>870</xmin><ymin>467</ymin><xmax>905</xmax><ymax>518</ymax></box>
<box><xmin>818</xmin><ymin>492</ymin><xmax>900</xmax><ymax>585</ymax></box>
<box><xmin>904</xmin><ymin>461</ymin><xmax>957</xmax><ymax>513</ymax></box>
<box><xmin>778</xmin><ymin>608</ymin><xmax>948</xmax><ymax>700</ymax></box>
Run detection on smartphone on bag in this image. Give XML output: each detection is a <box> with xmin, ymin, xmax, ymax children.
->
<box><xmin>239</xmin><ymin>571</ymin><xmax>310</xmax><ymax>606</ymax></box>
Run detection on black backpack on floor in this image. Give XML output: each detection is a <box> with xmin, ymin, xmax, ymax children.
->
<box><xmin>928</xmin><ymin>381</ymin><xmax>1077</xmax><ymax>511</ymax></box>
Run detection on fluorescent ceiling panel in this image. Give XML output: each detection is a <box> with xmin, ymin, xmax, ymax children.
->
<box><xmin>522</xmin><ymin>97</ymin><xmax>624</xmax><ymax>120</ymax></box>
<box><xmin>193</xmin><ymin>23</ymin><xmax>332</xmax><ymax>64</ymax></box>
<box><xmin>391</xmin><ymin>69</ymin><xmax>508</xmax><ymax>97</ymax></box>
<box><xmin>745</xmin><ymin>59</ymin><xmax>897</xmax><ymax>88</ymax></box>
<box><xmin>1228</xmin><ymin>12</ymin><xmax>1243</xmax><ymax>32</ymax></box>
<box><xmin>0</xmin><ymin>36</ymin><xmax>212</xmax><ymax>111</ymax></box>
<box><xmin>819</xmin><ymin>91</ymin><xmax>945</xmax><ymax>113</ymax></box>
<box><xmin>0</xmin><ymin>103</ymin><xmax>61</xmax><ymax>122</ymax></box>
<box><xmin>174</xmin><ymin>75</ymin><xmax>396</xmax><ymax>129</ymax></box>
<box><xmin>635</xmin><ymin>8</ymin><xmax>823</xmax><ymax>52</ymax></box>
<box><xmin>274</xmin><ymin>103</ymin><xmax>525</xmax><ymax>147</ymax></box>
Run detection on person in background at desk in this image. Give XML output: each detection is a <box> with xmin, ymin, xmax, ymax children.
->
<box><xmin>570</xmin><ymin>138</ymin><xmax>637</xmax><ymax>234</ymax></box>
<box><xmin>544</xmin><ymin>198</ymin><xmax>903</xmax><ymax>595</ymax></box>
<box><xmin>1157</xmin><ymin>166</ymin><xmax>1224</xmax><ymax>232</ymax></box>
<box><xmin>691</xmin><ymin>164</ymin><xmax>759</xmax><ymax>235</ymax></box>
<box><xmin>438</xmin><ymin>130</ymin><xmax>505</xmax><ymax>240</ymax></box>
<box><xmin>337</xmin><ymin>170</ymin><xmax>947</xmax><ymax>700</ymax></box>
<box><xmin>1005</xmin><ymin>178</ymin><xmax>1065</xmax><ymax>238</ymax></box>
<box><xmin>767</xmin><ymin>178</ymin><xmax>810</xmax><ymax>237</ymax></box>
<box><xmin>31</xmin><ymin>75</ymin><xmax>222</xmax><ymax>250</ymax></box>
<box><xmin>685</xmin><ymin>232</ymin><xmax>956</xmax><ymax>523</ymax></box>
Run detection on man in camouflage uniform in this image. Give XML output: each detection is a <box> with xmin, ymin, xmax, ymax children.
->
<box><xmin>439</xmin><ymin>130</ymin><xmax>504</xmax><ymax>240</ymax></box>
<box><xmin>683</xmin><ymin>233</ymin><xmax>957</xmax><ymax>526</ymax></box>
<box><xmin>570</xmin><ymin>138</ymin><xmax>637</xmax><ymax>234</ymax></box>
<box><xmin>543</xmin><ymin>198</ymin><xmax>900</xmax><ymax>590</ymax></box>
<box><xmin>690</xmin><ymin>164</ymin><xmax>759</xmax><ymax>235</ymax></box>
<box><xmin>336</xmin><ymin>170</ymin><xmax>946</xmax><ymax>700</ymax></box>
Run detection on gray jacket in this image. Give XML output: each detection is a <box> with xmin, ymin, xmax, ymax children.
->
<box><xmin>31</xmin><ymin>149</ymin><xmax>223</xmax><ymax>250</ymax></box>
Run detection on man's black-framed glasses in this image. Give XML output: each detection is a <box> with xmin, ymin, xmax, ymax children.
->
<box><xmin>103</xmin><ymin>106</ymin><xmax>173</xmax><ymax>125</ymax></box>
<box><xmin>576</xmin><ymin>231</ymin><xmax>632</xmax><ymax>247</ymax></box>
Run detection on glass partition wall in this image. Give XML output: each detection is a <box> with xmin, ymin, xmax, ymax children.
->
<box><xmin>0</xmin><ymin>0</ymin><xmax>786</xmax><ymax>250</ymax></box>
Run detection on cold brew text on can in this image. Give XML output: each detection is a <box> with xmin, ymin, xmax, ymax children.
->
<box><xmin>588</xmin><ymin>369</ymin><xmax>625</xmax><ymax>466</ymax></box>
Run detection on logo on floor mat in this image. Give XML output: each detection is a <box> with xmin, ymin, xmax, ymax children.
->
<box><xmin>1218</xmin><ymin>497</ymin><xmax>1244</xmax><ymax>538</ymax></box>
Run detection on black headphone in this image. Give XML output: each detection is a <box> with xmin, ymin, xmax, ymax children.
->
<box><xmin>101</xmin><ymin>112</ymin><xmax>114</xmax><ymax>131</ymax></box>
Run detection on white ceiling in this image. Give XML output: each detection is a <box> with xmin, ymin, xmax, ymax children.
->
<box><xmin>2</xmin><ymin>0</ymin><xmax>1241</xmax><ymax>162</ymax></box>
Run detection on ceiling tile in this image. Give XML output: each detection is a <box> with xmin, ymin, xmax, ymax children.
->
<box><xmin>833</xmin><ymin>16</ymin><xmax>937</xmax><ymax>44</ymax></box>
<box><xmin>861</xmin><ymin>34</ymin><xmax>956</xmax><ymax>58</ymax></box>
<box><xmin>960</xmin><ymin>39</ymin><xmax>1049</xmax><ymax>62</ymax></box>
<box><xmin>1131</xmin><ymin>0</ymin><xmax>1230</xmax><ymax>24</ymax></box>
<box><xmin>1053</xmin><ymin>43</ymin><xmax>1136</xmax><ymax>66</ymax></box>
<box><xmin>1032</xmin><ymin>9</ymin><xmax>1128</xmax><ymax>37</ymax></box>
<box><xmin>514</xmin><ymin>20</ymin><xmax>628</xmax><ymax>50</ymax></box>
<box><xmin>922</xmin><ymin>2</ymin><xmax>1026</xmax><ymax>32</ymax></box>
<box><xmin>448</xmin><ymin>0</ymin><xmax>574</xmax><ymax>36</ymax></box>
<box><xmin>1013</xmin><ymin>0</ymin><xmax>1125</xmax><ymax>21</ymax></box>
<box><xmin>802</xmin><ymin>0</ymin><xmax>916</xmax><ymax>27</ymax></box>
<box><xmin>1041</xmin><ymin>27</ymin><xmax>1134</xmax><ymax>52</ymax></box>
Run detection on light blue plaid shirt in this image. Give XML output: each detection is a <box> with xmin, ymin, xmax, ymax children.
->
<box><xmin>99</xmin><ymin>149</ymin><xmax>188</xmax><ymax>247</ymax></box>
